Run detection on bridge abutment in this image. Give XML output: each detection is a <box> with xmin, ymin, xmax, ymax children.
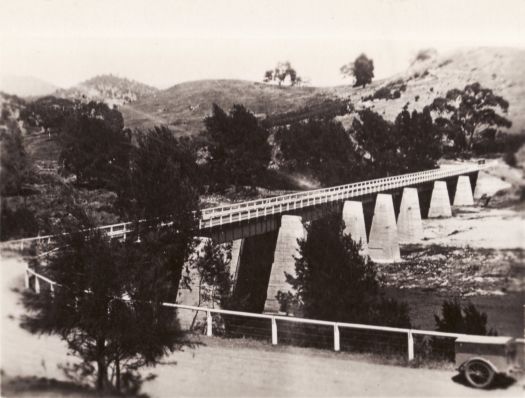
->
<box><xmin>342</xmin><ymin>201</ymin><xmax>368</xmax><ymax>254</ymax></box>
<box><xmin>397</xmin><ymin>188</ymin><xmax>423</xmax><ymax>244</ymax></box>
<box><xmin>264</xmin><ymin>215</ymin><xmax>306</xmax><ymax>313</ymax></box>
<box><xmin>453</xmin><ymin>175</ymin><xmax>474</xmax><ymax>206</ymax></box>
<box><xmin>368</xmin><ymin>194</ymin><xmax>401</xmax><ymax>263</ymax></box>
<box><xmin>428</xmin><ymin>181</ymin><xmax>452</xmax><ymax>218</ymax></box>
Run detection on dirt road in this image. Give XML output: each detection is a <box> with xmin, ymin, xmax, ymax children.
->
<box><xmin>1</xmin><ymin>253</ymin><xmax>523</xmax><ymax>397</ymax></box>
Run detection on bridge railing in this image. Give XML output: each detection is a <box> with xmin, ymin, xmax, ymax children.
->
<box><xmin>198</xmin><ymin>164</ymin><xmax>483</xmax><ymax>229</ymax></box>
<box><xmin>1</xmin><ymin>164</ymin><xmax>484</xmax><ymax>250</ymax></box>
<box><xmin>25</xmin><ymin>267</ymin><xmax>498</xmax><ymax>363</ymax></box>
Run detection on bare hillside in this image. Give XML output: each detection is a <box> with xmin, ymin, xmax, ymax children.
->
<box><xmin>56</xmin><ymin>74</ymin><xmax>159</xmax><ymax>107</ymax></box>
<box><xmin>332</xmin><ymin>47</ymin><xmax>525</xmax><ymax>135</ymax></box>
<box><xmin>120</xmin><ymin>79</ymin><xmax>334</xmax><ymax>135</ymax></box>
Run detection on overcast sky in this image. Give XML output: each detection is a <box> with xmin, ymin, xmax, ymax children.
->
<box><xmin>1</xmin><ymin>0</ymin><xmax>524</xmax><ymax>88</ymax></box>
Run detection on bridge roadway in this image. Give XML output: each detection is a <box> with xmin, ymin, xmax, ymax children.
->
<box><xmin>1</xmin><ymin>163</ymin><xmax>483</xmax><ymax>250</ymax></box>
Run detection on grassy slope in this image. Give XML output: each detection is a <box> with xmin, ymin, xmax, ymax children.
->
<box><xmin>332</xmin><ymin>47</ymin><xmax>525</xmax><ymax>135</ymax></box>
<box><xmin>120</xmin><ymin>79</ymin><xmax>334</xmax><ymax>135</ymax></box>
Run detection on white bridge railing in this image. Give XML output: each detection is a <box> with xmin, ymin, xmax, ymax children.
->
<box><xmin>198</xmin><ymin>163</ymin><xmax>483</xmax><ymax>229</ymax></box>
<box><xmin>24</xmin><ymin>267</ymin><xmax>503</xmax><ymax>363</ymax></box>
<box><xmin>1</xmin><ymin>163</ymin><xmax>484</xmax><ymax>251</ymax></box>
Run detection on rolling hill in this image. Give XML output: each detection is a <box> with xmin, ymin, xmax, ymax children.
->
<box><xmin>331</xmin><ymin>47</ymin><xmax>525</xmax><ymax>135</ymax></box>
<box><xmin>118</xmin><ymin>47</ymin><xmax>525</xmax><ymax>137</ymax></box>
<box><xmin>56</xmin><ymin>74</ymin><xmax>159</xmax><ymax>107</ymax></box>
<box><xmin>120</xmin><ymin>79</ymin><xmax>335</xmax><ymax>135</ymax></box>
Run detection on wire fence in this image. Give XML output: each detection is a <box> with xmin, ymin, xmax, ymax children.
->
<box><xmin>23</xmin><ymin>268</ymin><xmax>500</xmax><ymax>364</ymax></box>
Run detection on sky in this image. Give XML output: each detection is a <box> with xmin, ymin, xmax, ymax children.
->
<box><xmin>1</xmin><ymin>0</ymin><xmax>524</xmax><ymax>89</ymax></box>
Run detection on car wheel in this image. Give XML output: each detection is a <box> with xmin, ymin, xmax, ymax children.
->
<box><xmin>464</xmin><ymin>360</ymin><xmax>495</xmax><ymax>389</ymax></box>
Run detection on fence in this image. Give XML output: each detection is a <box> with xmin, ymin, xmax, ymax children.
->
<box><xmin>25</xmin><ymin>267</ymin><xmax>478</xmax><ymax>363</ymax></box>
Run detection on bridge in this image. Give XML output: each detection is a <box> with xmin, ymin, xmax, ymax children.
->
<box><xmin>2</xmin><ymin>162</ymin><xmax>485</xmax><ymax>314</ymax></box>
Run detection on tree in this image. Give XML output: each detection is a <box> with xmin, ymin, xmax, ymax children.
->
<box><xmin>204</xmin><ymin>104</ymin><xmax>271</xmax><ymax>190</ymax></box>
<box><xmin>59</xmin><ymin>102</ymin><xmax>131</xmax><ymax>188</ymax></box>
<box><xmin>276</xmin><ymin>117</ymin><xmax>364</xmax><ymax>186</ymax></box>
<box><xmin>352</xmin><ymin>108</ymin><xmax>442</xmax><ymax>178</ymax></box>
<box><xmin>0</xmin><ymin>121</ymin><xmax>32</xmax><ymax>196</ymax></box>
<box><xmin>263</xmin><ymin>61</ymin><xmax>301</xmax><ymax>86</ymax></box>
<box><xmin>435</xmin><ymin>299</ymin><xmax>497</xmax><ymax>336</ymax></box>
<box><xmin>20</xmin><ymin>96</ymin><xmax>78</xmax><ymax>136</ymax></box>
<box><xmin>190</xmin><ymin>239</ymin><xmax>232</xmax><ymax>329</ymax></box>
<box><xmin>341</xmin><ymin>54</ymin><xmax>374</xmax><ymax>87</ymax></box>
<box><xmin>280</xmin><ymin>214</ymin><xmax>410</xmax><ymax>327</ymax></box>
<box><xmin>22</xmin><ymin>228</ymin><xmax>185</xmax><ymax>394</ymax></box>
<box><xmin>392</xmin><ymin>106</ymin><xmax>442</xmax><ymax>172</ymax></box>
<box><xmin>430</xmin><ymin>82</ymin><xmax>512</xmax><ymax>152</ymax></box>
<box><xmin>116</xmin><ymin>126</ymin><xmax>202</xmax><ymax>300</ymax></box>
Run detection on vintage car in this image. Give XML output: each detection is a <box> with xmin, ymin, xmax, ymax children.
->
<box><xmin>455</xmin><ymin>335</ymin><xmax>521</xmax><ymax>388</ymax></box>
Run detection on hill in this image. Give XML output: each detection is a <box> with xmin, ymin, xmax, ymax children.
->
<box><xmin>0</xmin><ymin>75</ymin><xmax>58</xmax><ymax>98</ymax></box>
<box><xmin>120</xmin><ymin>79</ymin><xmax>335</xmax><ymax>135</ymax></box>
<box><xmin>56</xmin><ymin>74</ymin><xmax>158</xmax><ymax>107</ymax></box>
<box><xmin>331</xmin><ymin>47</ymin><xmax>525</xmax><ymax>135</ymax></box>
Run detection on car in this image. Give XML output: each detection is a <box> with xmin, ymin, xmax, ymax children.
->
<box><xmin>455</xmin><ymin>335</ymin><xmax>521</xmax><ymax>388</ymax></box>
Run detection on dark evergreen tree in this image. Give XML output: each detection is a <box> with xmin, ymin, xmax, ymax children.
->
<box><xmin>393</xmin><ymin>106</ymin><xmax>442</xmax><ymax>172</ymax></box>
<box><xmin>0</xmin><ymin>122</ymin><xmax>32</xmax><ymax>196</ymax></box>
<box><xmin>280</xmin><ymin>214</ymin><xmax>410</xmax><ymax>327</ymax></box>
<box><xmin>435</xmin><ymin>299</ymin><xmax>497</xmax><ymax>335</ymax></box>
<box><xmin>114</xmin><ymin>126</ymin><xmax>201</xmax><ymax>301</ymax></box>
<box><xmin>59</xmin><ymin>102</ymin><xmax>131</xmax><ymax>188</ymax></box>
<box><xmin>205</xmin><ymin>104</ymin><xmax>271</xmax><ymax>190</ymax></box>
<box><xmin>276</xmin><ymin>117</ymin><xmax>363</xmax><ymax>186</ymax></box>
<box><xmin>22</xmin><ymin>227</ymin><xmax>185</xmax><ymax>394</ymax></box>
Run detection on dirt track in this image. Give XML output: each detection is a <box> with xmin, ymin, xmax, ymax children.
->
<box><xmin>1</xmin><ymin>254</ymin><xmax>523</xmax><ymax>397</ymax></box>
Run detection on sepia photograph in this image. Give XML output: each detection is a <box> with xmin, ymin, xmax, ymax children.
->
<box><xmin>0</xmin><ymin>0</ymin><xmax>524</xmax><ymax>396</ymax></box>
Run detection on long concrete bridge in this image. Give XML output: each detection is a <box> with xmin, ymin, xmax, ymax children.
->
<box><xmin>2</xmin><ymin>163</ymin><xmax>485</xmax><ymax>315</ymax></box>
<box><xmin>198</xmin><ymin>163</ymin><xmax>484</xmax><ymax>314</ymax></box>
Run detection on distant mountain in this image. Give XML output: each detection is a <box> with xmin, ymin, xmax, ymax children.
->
<box><xmin>57</xmin><ymin>74</ymin><xmax>158</xmax><ymax>106</ymax></box>
<box><xmin>331</xmin><ymin>47</ymin><xmax>525</xmax><ymax>135</ymax></box>
<box><xmin>0</xmin><ymin>75</ymin><xmax>58</xmax><ymax>97</ymax></box>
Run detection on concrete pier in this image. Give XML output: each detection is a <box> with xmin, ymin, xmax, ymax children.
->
<box><xmin>397</xmin><ymin>188</ymin><xmax>423</xmax><ymax>244</ymax></box>
<box><xmin>453</xmin><ymin>176</ymin><xmax>474</xmax><ymax>206</ymax></box>
<box><xmin>264</xmin><ymin>215</ymin><xmax>306</xmax><ymax>313</ymax></box>
<box><xmin>229</xmin><ymin>239</ymin><xmax>243</xmax><ymax>287</ymax></box>
<box><xmin>368</xmin><ymin>194</ymin><xmax>401</xmax><ymax>263</ymax></box>
<box><xmin>428</xmin><ymin>181</ymin><xmax>452</xmax><ymax>218</ymax></box>
<box><xmin>342</xmin><ymin>201</ymin><xmax>368</xmax><ymax>253</ymax></box>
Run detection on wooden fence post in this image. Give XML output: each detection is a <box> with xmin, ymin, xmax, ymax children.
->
<box><xmin>334</xmin><ymin>324</ymin><xmax>340</xmax><ymax>352</ymax></box>
<box><xmin>271</xmin><ymin>317</ymin><xmax>278</xmax><ymax>345</ymax></box>
<box><xmin>408</xmin><ymin>331</ymin><xmax>414</xmax><ymax>361</ymax></box>
<box><xmin>206</xmin><ymin>310</ymin><xmax>213</xmax><ymax>337</ymax></box>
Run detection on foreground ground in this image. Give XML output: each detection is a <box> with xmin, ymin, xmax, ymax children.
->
<box><xmin>1</xmin><ymin>253</ymin><xmax>524</xmax><ymax>397</ymax></box>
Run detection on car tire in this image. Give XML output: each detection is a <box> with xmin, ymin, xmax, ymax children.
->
<box><xmin>464</xmin><ymin>359</ymin><xmax>495</xmax><ymax>389</ymax></box>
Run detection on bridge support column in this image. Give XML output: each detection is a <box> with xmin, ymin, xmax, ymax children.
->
<box><xmin>397</xmin><ymin>188</ymin><xmax>423</xmax><ymax>244</ymax></box>
<box><xmin>342</xmin><ymin>201</ymin><xmax>368</xmax><ymax>254</ymax></box>
<box><xmin>229</xmin><ymin>239</ymin><xmax>244</xmax><ymax>290</ymax></box>
<box><xmin>264</xmin><ymin>215</ymin><xmax>306</xmax><ymax>313</ymax></box>
<box><xmin>428</xmin><ymin>181</ymin><xmax>452</xmax><ymax>218</ymax></box>
<box><xmin>368</xmin><ymin>194</ymin><xmax>401</xmax><ymax>263</ymax></box>
<box><xmin>453</xmin><ymin>176</ymin><xmax>474</xmax><ymax>206</ymax></box>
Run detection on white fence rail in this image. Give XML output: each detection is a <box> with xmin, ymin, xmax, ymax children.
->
<box><xmin>2</xmin><ymin>163</ymin><xmax>484</xmax><ymax>251</ymax></box>
<box><xmin>25</xmin><ymin>268</ymin><xmax>488</xmax><ymax>362</ymax></box>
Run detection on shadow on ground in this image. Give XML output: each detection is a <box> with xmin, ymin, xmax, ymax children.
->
<box><xmin>451</xmin><ymin>372</ymin><xmax>516</xmax><ymax>390</ymax></box>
